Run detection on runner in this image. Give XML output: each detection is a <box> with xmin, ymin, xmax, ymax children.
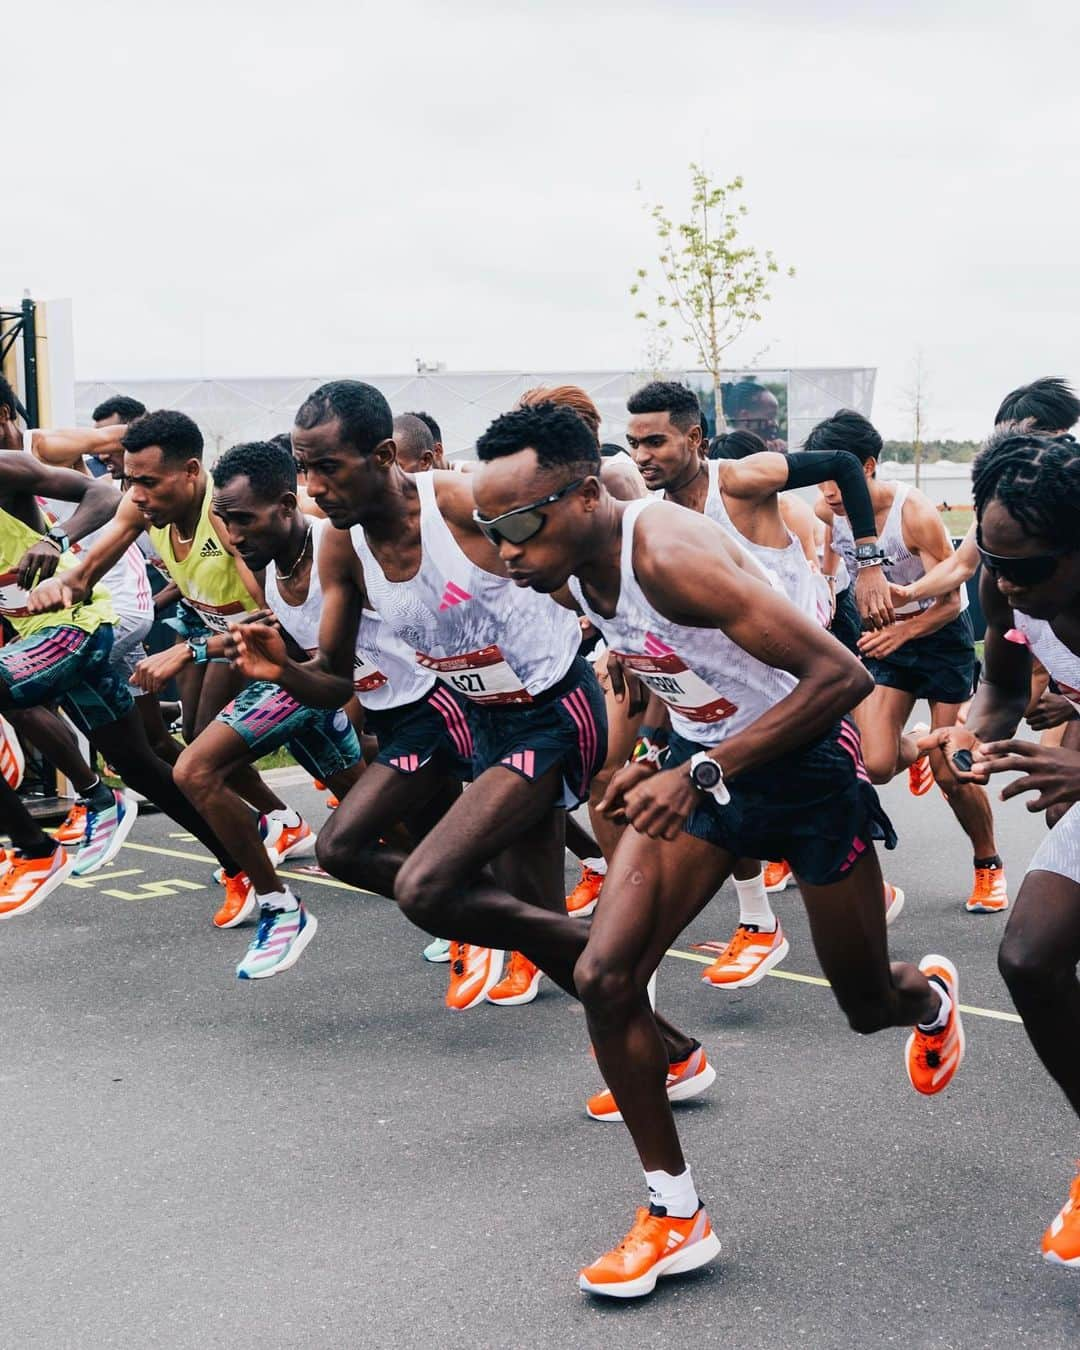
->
<box><xmin>470</xmin><ymin>400</ymin><xmax>961</xmax><ymax>1298</ymax></box>
<box><xmin>920</xmin><ymin>427</ymin><xmax>1080</xmax><ymax>1267</ymax></box>
<box><xmin>623</xmin><ymin>380</ymin><xmax>899</xmax><ymax>986</ymax></box>
<box><xmin>810</xmin><ymin>409</ymin><xmax>1008</xmax><ymax>914</ymax></box>
<box><xmin>407</xmin><ymin>412</ymin><xmax>447</xmax><ymax>469</ymax></box>
<box><xmin>165</xmin><ymin>440</ymin><xmax>371</xmax><ymax>978</ymax></box>
<box><xmin>28</xmin><ymin>410</ymin><xmax>318</xmax><ymax>921</ymax></box>
<box><xmin>0</xmin><ymin>452</ymin><xmax>245</xmax><ymax>913</ymax></box>
<box><xmin>392</xmin><ymin>414</ymin><xmax>438</xmax><ymax>473</ymax></box>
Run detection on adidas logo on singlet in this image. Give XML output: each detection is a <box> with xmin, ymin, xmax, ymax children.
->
<box><xmin>199</xmin><ymin>538</ymin><xmax>221</xmax><ymax>558</ymax></box>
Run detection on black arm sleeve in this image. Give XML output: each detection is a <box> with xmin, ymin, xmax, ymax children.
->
<box><xmin>783</xmin><ymin>450</ymin><xmax>876</xmax><ymax>542</ymax></box>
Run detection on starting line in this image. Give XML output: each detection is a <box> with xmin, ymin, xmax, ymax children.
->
<box><xmin>115</xmin><ymin>839</ymin><xmax>1025</xmax><ymax>1026</ymax></box>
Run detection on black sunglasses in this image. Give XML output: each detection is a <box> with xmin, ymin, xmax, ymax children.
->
<box><xmin>976</xmin><ymin>526</ymin><xmax>1073</xmax><ymax>587</ymax></box>
<box><xmin>473</xmin><ymin>477</ymin><xmax>586</xmax><ymax>547</ymax></box>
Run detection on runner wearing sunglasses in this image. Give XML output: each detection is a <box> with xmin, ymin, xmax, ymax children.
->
<box><xmin>623</xmin><ymin>380</ymin><xmax>899</xmax><ymax>989</ymax></box>
<box><xmin>919</xmin><ymin>428</ymin><xmax>1080</xmax><ymax>1268</ymax></box>
<box><xmin>811</xmin><ymin>410</ymin><xmax>1008</xmax><ymax>915</ymax></box>
<box><xmin>471</xmin><ymin>399</ymin><xmax>961</xmax><ymax>1298</ymax></box>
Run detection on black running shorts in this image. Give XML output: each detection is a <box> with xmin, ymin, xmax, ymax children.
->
<box><xmin>364</xmin><ymin>684</ymin><xmax>475</xmax><ymax>780</ymax></box>
<box><xmin>864</xmin><ymin>611</ymin><xmax>975</xmax><ymax>706</ymax></box>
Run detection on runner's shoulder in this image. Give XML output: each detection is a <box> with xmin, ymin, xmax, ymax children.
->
<box><xmin>431</xmin><ymin>468</ymin><xmax>476</xmax><ymax>524</ymax></box>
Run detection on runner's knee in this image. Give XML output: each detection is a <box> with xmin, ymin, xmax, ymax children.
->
<box><xmin>394</xmin><ymin>854</ymin><xmax>454</xmax><ymax>928</ymax></box>
<box><xmin>573</xmin><ymin>949</ymin><xmax>638</xmax><ymax>1015</ymax></box>
<box><xmin>836</xmin><ymin>994</ymin><xmax>892</xmax><ymax>1035</ymax></box>
<box><xmin>998</xmin><ymin>931</ymin><xmax>1068</xmax><ymax>996</ymax></box>
<box><xmin>173</xmin><ymin>748</ymin><xmax>214</xmax><ymax>800</ymax></box>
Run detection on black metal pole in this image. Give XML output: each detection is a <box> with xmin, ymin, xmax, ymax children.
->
<box><xmin>21</xmin><ymin>295</ymin><xmax>38</xmax><ymax>430</ymax></box>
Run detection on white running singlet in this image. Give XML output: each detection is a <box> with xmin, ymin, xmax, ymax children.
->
<box><xmin>831</xmin><ymin>481</ymin><xmax>966</xmax><ymax>616</ymax></box>
<box><xmin>349</xmin><ymin>472</ymin><xmax>580</xmax><ymax>706</ymax></box>
<box><xmin>568</xmin><ymin>498</ymin><xmax>797</xmax><ymax>745</ymax></box>
<box><xmin>704</xmin><ymin>460</ymin><xmax>821</xmax><ymax>621</ymax></box>
<box><xmin>264</xmin><ymin>519</ymin><xmax>434</xmax><ymax>712</ymax></box>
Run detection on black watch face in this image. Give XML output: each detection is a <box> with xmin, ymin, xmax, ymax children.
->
<box><xmin>693</xmin><ymin>759</ymin><xmax>721</xmax><ymax>789</ymax></box>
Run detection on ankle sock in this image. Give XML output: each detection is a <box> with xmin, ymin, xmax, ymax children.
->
<box><xmin>733</xmin><ymin>868</ymin><xmax>777</xmax><ymax>931</ymax></box>
<box><xmin>582</xmin><ymin>856</ymin><xmax>607</xmax><ymax>876</ymax></box>
<box><xmin>267</xmin><ymin>808</ymin><xmax>301</xmax><ymax>828</ymax></box>
<box><xmin>81</xmin><ymin>778</ymin><xmax>115</xmax><ymax>812</ymax></box>
<box><xmin>258</xmin><ymin>887</ymin><xmax>298</xmax><ymax>913</ymax></box>
<box><xmin>973</xmin><ymin>854</ymin><xmax>1002</xmax><ymax>871</ymax></box>
<box><xmin>644</xmin><ymin>1166</ymin><xmax>699</xmax><ymax>1219</ymax></box>
<box><xmin>918</xmin><ymin>977</ymin><xmax>953</xmax><ymax>1033</ymax></box>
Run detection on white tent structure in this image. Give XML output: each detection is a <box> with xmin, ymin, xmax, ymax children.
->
<box><xmin>75</xmin><ymin>367</ymin><xmax>875</xmax><ymax>462</ymax></box>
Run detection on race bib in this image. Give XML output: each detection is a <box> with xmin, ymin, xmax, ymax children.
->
<box><xmin>0</xmin><ymin>570</ymin><xmax>33</xmax><ymax>618</ymax></box>
<box><xmin>416</xmin><ymin>643</ymin><xmax>533</xmax><ymax>705</ymax></box>
<box><xmin>188</xmin><ymin>598</ymin><xmax>250</xmax><ymax>634</ymax></box>
<box><xmin>1056</xmin><ymin>680</ymin><xmax>1080</xmax><ymax>710</ymax></box>
<box><xmin>353</xmin><ymin>651</ymin><xmax>388</xmax><ymax>694</ymax></box>
<box><xmin>614</xmin><ymin>648</ymin><xmax>738</xmax><ymax>723</ymax></box>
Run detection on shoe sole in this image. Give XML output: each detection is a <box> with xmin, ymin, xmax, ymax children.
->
<box><xmin>72</xmin><ymin>796</ymin><xmax>140</xmax><ymax>877</ymax></box>
<box><xmin>885</xmin><ymin>886</ymin><xmax>905</xmax><ymax>927</ymax></box>
<box><xmin>567</xmin><ymin>897</ymin><xmax>599</xmax><ymax>918</ymax></box>
<box><xmin>965</xmin><ymin>898</ymin><xmax>1009</xmax><ymax>913</ymax></box>
<box><xmin>0</xmin><ymin>851</ymin><xmax>77</xmax><ymax>919</ymax></box>
<box><xmin>587</xmin><ymin>1061</ymin><xmax>717</xmax><ymax>1123</ymax></box>
<box><xmin>446</xmin><ymin>949</ymin><xmax>506</xmax><ymax>1011</ymax></box>
<box><xmin>214</xmin><ymin>887</ymin><xmax>258</xmax><ymax>929</ymax></box>
<box><xmin>764</xmin><ymin>873</ymin><xmax>793</xmax><ymax>894</ymax></box>
<box><xmin>1043</xmin><ymin>1249</ymin><xmax>1080</xmax><ymax>1268</ymax></box>
<box><xmin>239</xmin><ymin>912</ymin><xmax>318</xmax><ymax>980</ymax></box>
<box><xmin>422</xmin><ymin>947</ymin><xmax>452</xmax><ymax>963</ymax></box>
<box><xmin>702</xmin><ymin>936</ymin><xmax>790</xmax><ymax>989</ymax></box>
<box><xmin>486</xmin><ymin>971</ymin><xmax>542</xmax><ymax>1006</ymax></box>
<box><xmin>579</xmin><ymin>1229</ymin><xmax>721</xmax><ymax>1298</ymax></box>
<box><xmin>268</xmin><ymin>831</ymin><xmax>318</xmax><ymax>863</ymax></box>
<box><xmin>905</xmin><ymin>954</ymin><xmax>965</xmax><ymax>1094</ymax></box>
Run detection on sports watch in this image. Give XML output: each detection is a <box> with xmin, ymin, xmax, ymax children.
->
<box><xmin>187</xmin><ymin>636</ymin><xmax>210</xmax><ymax>665</ymax></box>
<box><xmin>689</xmin><ymin>751</ymin><xmax>730</xmax><ymax>805</ymax></box>
<box><xmin>45</xmin><ymin>525</ymin><xmax>70</xmax><ymax>553</ymax></box>
<box><xmin>854</xmin><ymin>542</ymin><xmax>887</xmax><ymax>569</ymax></box>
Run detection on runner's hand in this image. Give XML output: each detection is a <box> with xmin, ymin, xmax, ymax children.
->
<box><xmin>1026</xmin><ymin>691</ymin><xmax>1078</xmax><ymax>731</ymax></box>
<box><xmin>131</xmin><ymin>644</ymin><xmax>191</xmax><ymax>694</ymax></box>
<box><xmin>974</xmin><ymin>739</ymin><xmax>1080</xmax><ymax>812</ymax></box>
<box><xmin>622</xmin><ymin>765</ymin><xmax>699</xmax><ymax>841</ymax></box>
<box><xmin>16</xmin><ymin>541</ymin><xmax>62</xmax><ymax>588</ymax></box>
<box><xmin>226</xmin><ymin>621</ymin><xmax>288</xmax><ymax>682</ymax></box>
<box><xmin>857</xmin><ymin>624</ymin><xmax>909</xmax><ymax>660</ymax></box>
<box><xmin>917</xmin><ymin>724</ymin><xmax>984</xmax><ymax>786</ymax></box>
<box><xmin>604</xmin><ymin>651</ymin><xmax>647</xmax><ymax>716</ymax></box>
<box><xmin>889</xmin><ymin>581</ymin><xmax>914</xmax><ymax>610</ymax></box>
<box><xmin>855</xmin><ymin>564</ymin><xmax>894</xmax><ymax>630</ymax></box>
<box><xmin>27</xmin><ymin>575</ymin><xmax>80</xmax><ymax>613</ymax></box>
<box><xmin>597</xmin><ymin>761</ymin><xmax>656</xmax><ymax>821</ymax></box>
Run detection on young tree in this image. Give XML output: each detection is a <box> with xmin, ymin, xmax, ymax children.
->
<box><xmin>630</xmin><ymin>165</ymin><xmax>794</xmax><ymax>428</ymax></box>
<box><xmin>901</xmin><ymin>349</ymin><xmax>931</xmax><ymax>490</ymax></box>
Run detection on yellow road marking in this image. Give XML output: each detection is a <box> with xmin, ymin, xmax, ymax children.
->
<box><xmin>117</xmin><ymin>839</ymin><xmax>1024</xmax><ymax>1024</ymax></box>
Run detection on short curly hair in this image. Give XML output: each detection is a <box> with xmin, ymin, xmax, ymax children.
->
<box><xmin>476</xmin><ymin>403</ymin><xmax>601</xmax><ymax>475</ymax></box>
<box><xmin>212</xmin><ymin>440</ymin><xmax>297</xmax><ymax>502</ymax></box>
<box><xmin>122</xmin><ymin>409</ymin><xmax>203</xmax><ymax>463</ymax></box>
<box><xmin>92</xmin><ymin>395</ymin><xmax>147</xmax><ymax>424</ymax></box>
<box><xmin>295</xmin><ymin>380</ymin><xmax>392</xmax><ymax>454</ymax></box>
<box><xmin>626</xmin><ymin>381</ymin><xmax>702</xmax><ymax>434</ymax></box>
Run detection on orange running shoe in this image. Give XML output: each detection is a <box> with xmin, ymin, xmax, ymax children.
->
<box><xmin>325</xmin><ymin>794</ymin><xmax>340</xmax><ymax>810</ymax></box>
<box><xmin>908</xmin><ymin>723</ymin><xmax>934</xmax><ymax>796</ymax></box>
<box><xmin>213</xmin><ymin>873</ymin><xmax>257</xmax><ymax>929</ymax></box>
<box><xmin>1042</xmin><ymin>1166</ymin><xmax>1080</xmax><ymax>1268</ymax></box>
<box><xmin>486</xmin><ymin>950</ymin><xmax>541</xmax><ymax>1006</ymax></box>
<box><xmin>701</xmin><ymin>923</ymin><xmax>789</xmax><ymax>989</ymax></box>
<box><xmin>263</xmin><ymin>817</ymin><xmax>317</xmax><ymax>864</ymax></box>
<box><xmin>587</xmin><ymin>1043</ymin><xmax>716</xmax><ymax>1122</ymax></box>
<box><xmin>579</xmin><ymin>1205</ymin><xmax>721</xmax><ymax>1298</ymax></box>
<box><xmin>54</xmin><ymin>802</ymin><xmax>88</xmax><ymax>846</ymax></box>
<box><xmin>884</xmin><ymin>883</ymin><xmax>905</xmax><ymax>927</ymax></box>
<box><xmin>965</xmin><ymin>865</ymin><xmax>1008</xmax><ymax>914</ymax></box>
<box><xmin>763</xmin><ymin>860</ymin><xmax>793</xmax><ymax>892</ymax></box>
<box><xmin>445</xmin><ymin>942</ymin><xmax>504</xmax><ymax>1011</ymax></box>
<box><xmin>566</xmin><ymin>864</ymin><xmax>604</xmax><ymax>917</ymax></box>
<box><xmin>905</xmin><ymin>954</ymin><xmax>965</xmax><ymax>1095</ymax></box>
<box><xmin>312</xmin><ymin>780</ymin><xmax>327</xmax><ymax>791</ymax></box>
<box><xmin>0</xmin><ymin>846</ymin><xmax>75</xmax><ymax>919</ymax></box>
<box><xmin>0</xmin><ymin>715</ymin><xmax>25</xmax><ymax>790</ymax></box>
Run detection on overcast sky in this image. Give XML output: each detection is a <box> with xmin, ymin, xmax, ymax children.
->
<box><xmin>8</xmin><ymin>0</ymin><xmax>1080</xmax><ymax>439</ymax></box>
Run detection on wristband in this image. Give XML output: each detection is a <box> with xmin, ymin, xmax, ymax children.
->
<box><xmin>635</xmin><ymin>724</ymin><xmax>669</xmax><ymax>747</ymax></box>
<box><xmin>630</xmin><ymin>735</ymin><xmax>668</xmax><ymax>768</ymax></box>
<box><xmin>187</xmin><ymin>637</ymin><xmax>210</xmax><ymax>666</ymax></box>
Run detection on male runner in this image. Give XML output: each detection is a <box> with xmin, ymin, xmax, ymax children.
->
<box><xmin>810</xmin><ymin>409</ymin><xmax>1008</xmax><ymax>913</ymax></box>
<box><xmin>391</xmin><ymin>414</ymin><xmax>437</xmax><ymax>473</ymax></box>
<box><xmin>0</xmin><ymin>454</ymin><xmax>246</xmax><ymax>911</ymax></box>
<box><xmin>920</xmin><ymin>427</ymin><xmax>1080</xmax><ymax>1267</ymax></box>
<box><xmin>28</xmin><ymin>410</ymin><xmax>318</xmax><ymax>922</ymax></box>
<box><xmin>623</xmin><ymin>380</ymin><xmax>898</xmax><ymax>986</ymax></box>
<box><xmin>407</xmin><ymin>411</ymin><xmax>447</xmax><ymax>469</ymax></box>
<box><xmin>167</xmin><ymin>440</ymin><xmax>372</xmax><ymax>977</ymax></box>
<box><xmin>470</xmin><ymin>401</ymin><xmax>962</xmax><ymax>1298</ymax></box>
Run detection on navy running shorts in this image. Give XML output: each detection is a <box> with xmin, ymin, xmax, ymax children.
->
<box><xmin>466</xmin><ymin>655</ymin><xmax>608</xmax><ymax>809</ymax></box>
<box><xmin>364</xmin><ymin>683</ymin><xmax>475</xmax><ymax>780</ymax></box>
<box><xmin>667</xmin><ymin>718</ymin><xmax>897</xmax><ymax>887</ymax></box>
<box><xmin>0</xmin><ymin>623</ymin><xmax>134</xmax><ymax>734</ymax></box>
<box><xmin>864</xmin><ymin>610</ymin><xmax>975</xmax><ymax>706</ymax></box>
<box><xmin>829</xmin><ymin>584</ymin><xmax>862</xmax><ymax>657</ymax></box>
<box><xmin>218</xmin><ymin>679</ymin><xmax>361</xmax><ymax>781</ymax></box>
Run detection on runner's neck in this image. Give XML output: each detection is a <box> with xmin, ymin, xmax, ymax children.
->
<box><xmin>170</xmin><ymin>473</ymin><xmax>208</xmax><ymax>550</ymax></box>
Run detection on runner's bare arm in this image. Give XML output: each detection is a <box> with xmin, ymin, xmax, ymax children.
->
<box><xmin>635</xmin><ymin>508</ymin><xmax>872</xmax><ymax>779</ymax></box>
<box><xmin>778</xmin><ymin>493</ymin><xmax>820</xmax><ymax>569</ymax></box>
<box><xmin>600</xmin><ymin>457</ymin><xmax>647</xmax><ymax>501</ymax></box>
<box><xmin>26</xmin><ymin>490</ymin><xmax>145</xmax><ymax>611</ymax></box>
<box><xmin>892</xmin><ymin>519</ymin><xmax>978</xmax><ymax>607</ymax></box>
<box><xmin>890</xmin><ymin>494</ymin><xmax>964</xmax><ymax>639</ymax></box>
<box><xmin>27</xmin><ymin>424</ymin><xmax>126</xmax><ymax>469</ymax></box>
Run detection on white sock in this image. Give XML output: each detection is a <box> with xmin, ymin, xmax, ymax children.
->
<box><xmin>918</xmin><ymin>981</ymin><xmax>952</xmax><ymax>1032</ymax></box>
<box><xmin>583</xmin><ymin>856</ymin><xmax>607</xmax><ymax>875</ymax></box>
<box><xmin>733</xmin><ymin>869</ymin><xmax>776</xmax><ymax>931</ymax></box>
<box><xmin>267</xmin><ymin>808</ymin><xmax>301</xmax><ymax>828</ymax></box>
<box><xmin>258</xmin><ymin>887</ymin><xmax>298</xmax><ymax>913</ymax></box>
<box><xmin>644</xmin><ymin>1166</ymin><xmax>699</xmax><ymax>1219</ymax></box>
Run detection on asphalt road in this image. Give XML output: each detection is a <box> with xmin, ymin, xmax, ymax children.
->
<box><xmin>1</xmin><ymin>768</ymin><xmax>1077</xmax><ymax>1349</ymax></box>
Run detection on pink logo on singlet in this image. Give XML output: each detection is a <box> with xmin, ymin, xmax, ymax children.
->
<box><xmin>643</xmin><ymin>631</ymin><xmax>675</xmax><ymax>657</ymax></box>
<box><xmin>439</xmin><ymin>581</ymin><xmax>472</xmax><ymax>611</ymax></box>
